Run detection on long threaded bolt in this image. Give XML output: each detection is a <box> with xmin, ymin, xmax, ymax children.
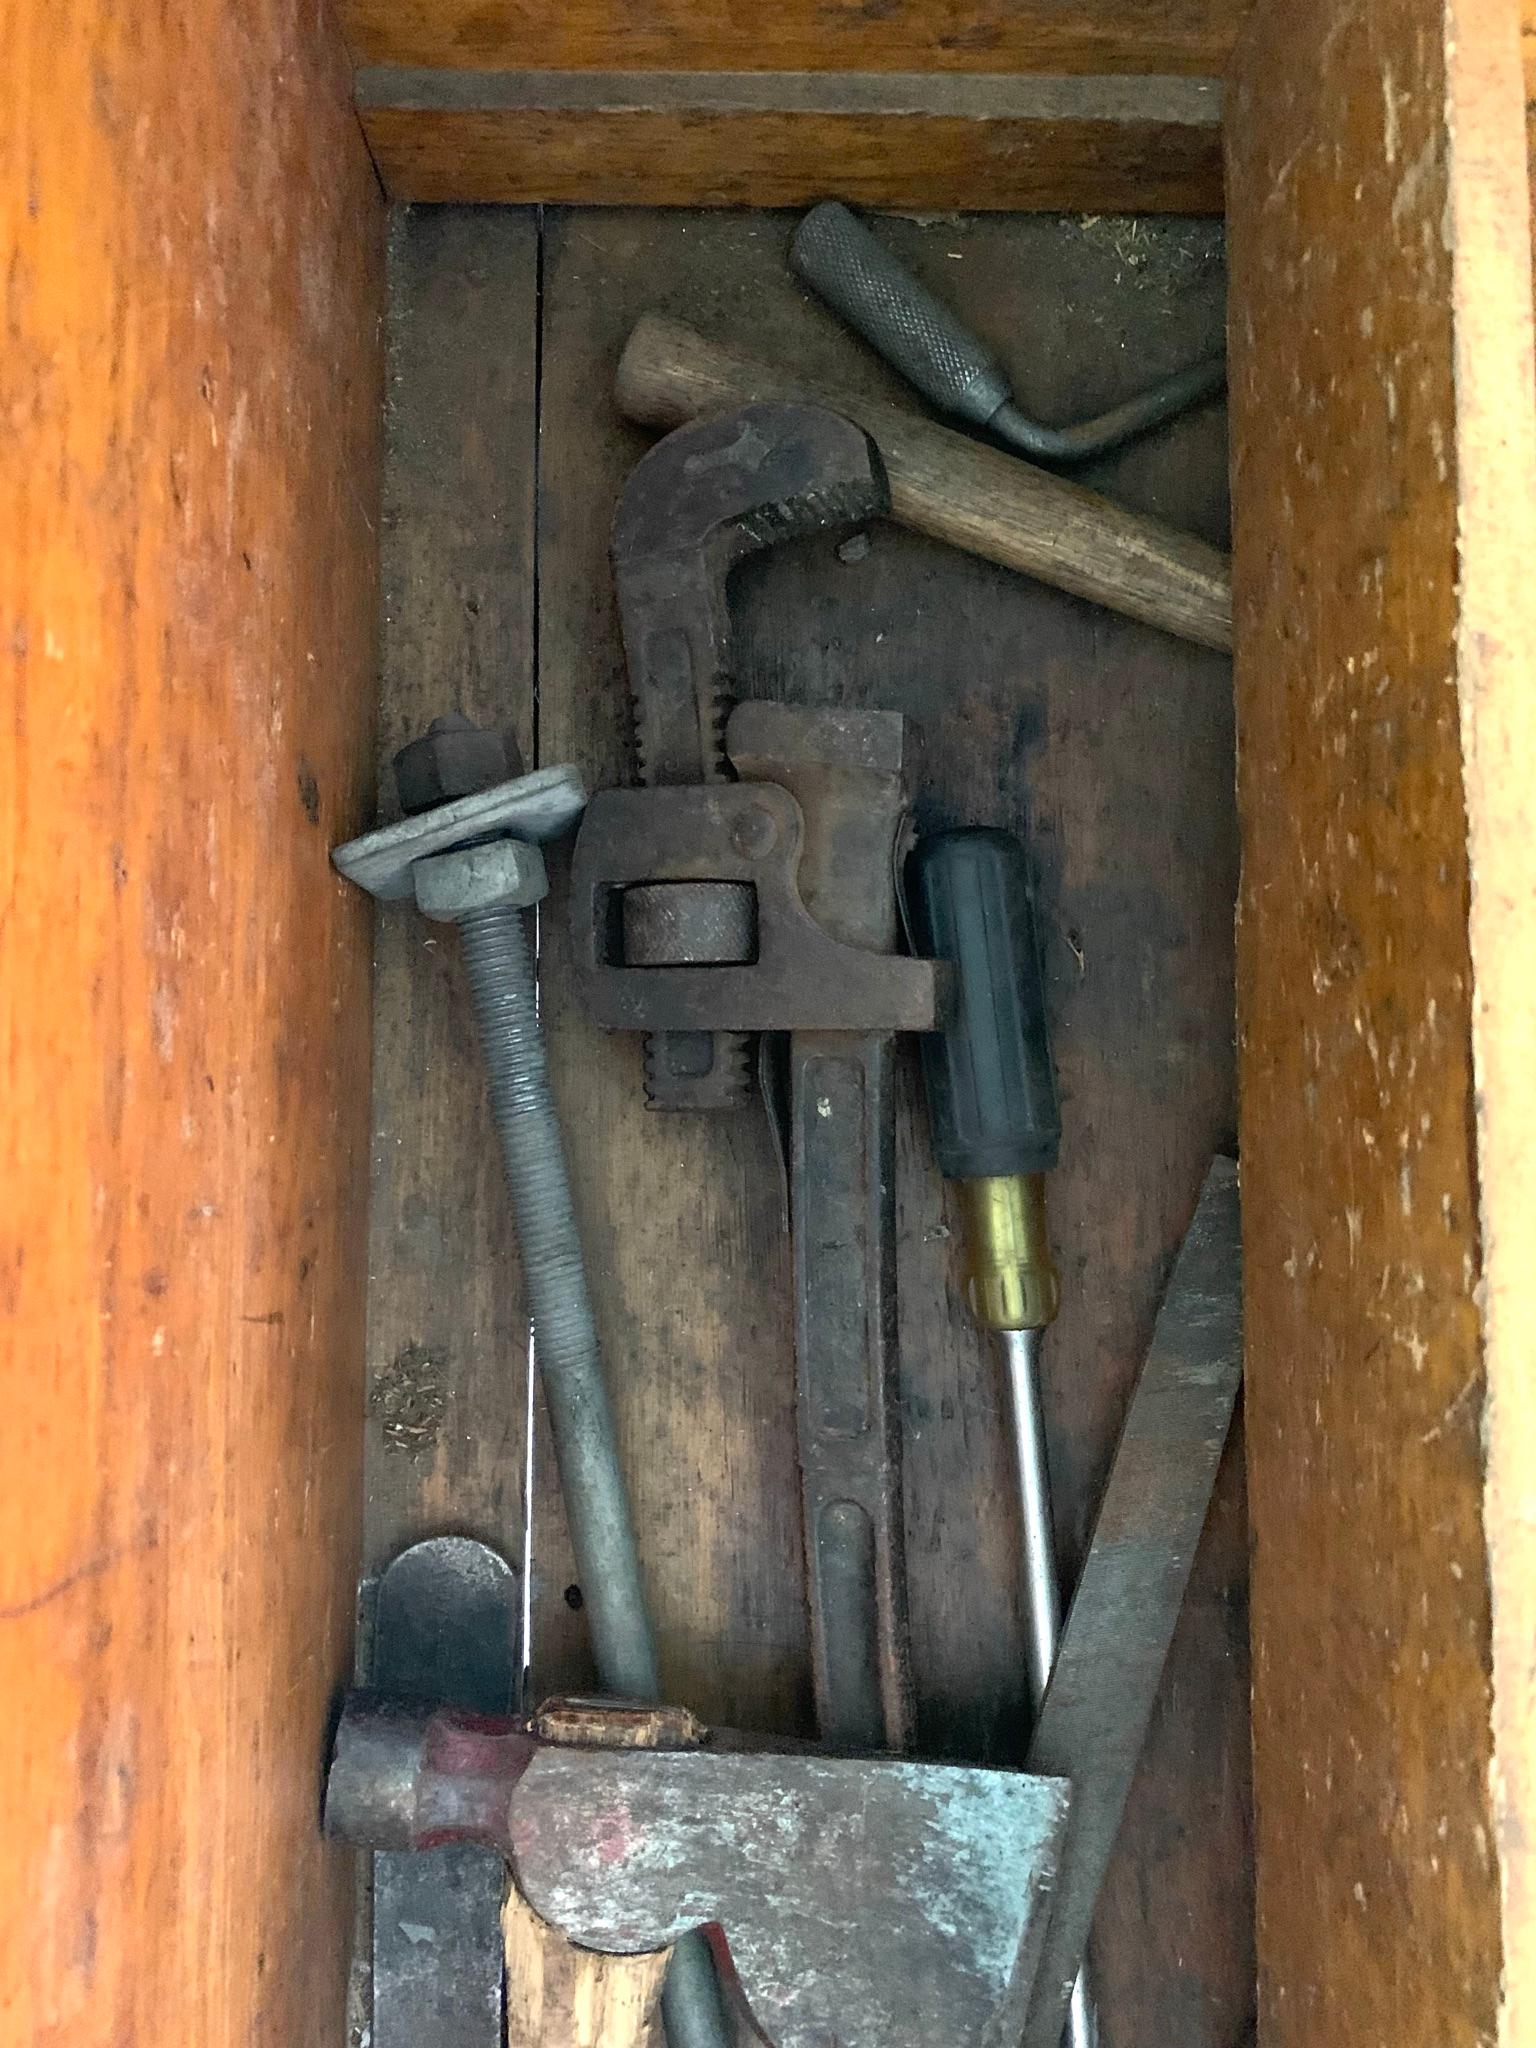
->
<box><xmin>450</xmin><ymin>895</ymin><xmax>731</xmax><ymax>2048</ymax></box>
<box><xmin>454</xmin><ymin>901</ymin><xmax>658</xmax><ymax>1697</ymax></box>
<box><xmin>333</xmin><ymin>723</ymin><xmax>732</xmax><ymax>2048</ymax></box>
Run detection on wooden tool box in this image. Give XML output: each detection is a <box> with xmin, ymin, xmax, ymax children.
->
<box><xmin>4</xmin><ymin>4</ymin><xmax>1533</xmax><ymax>2047</ymax></box>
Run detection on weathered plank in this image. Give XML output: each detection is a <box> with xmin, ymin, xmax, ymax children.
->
<box><xmin>363</xmin><ymin>206</ymin><xmax>541</xmax><ymax>1580</ymax></box>
<box><xmin>356</xmin><ymin>71</ymin><xmax>1225</xmax><ymax>213</ymax></box>
<box><xmin>533</xmin><ymin>206</ymin><xmax>1248</xmax><ymax>2048</ymax></box>
<box><xmin>1227</xmin><ymin>0</ymin><xmax>1536</xmax><ymax>2042</ymax></box>
<box><xmin>338</xmin><ymin>0</ymin><xmax>1248</xmax><ymax>75</ymax></box>
<box><xmin>0</xmin><ymin>3</ymin><xmax>384</xmax><ymax>2043</ymax></box>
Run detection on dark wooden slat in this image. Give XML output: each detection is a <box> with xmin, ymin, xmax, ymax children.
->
<box><xmin>362</xmin><ymin>207</ymin><xmax>541</xmax><ymax>1582</ymax></box>
<box><xmin>338</xmin><ymin>0</ymin><xmax>1249</xmax><ymax>76</ymax></box>
<box><xmin>531</xmin><ymin>205</ymin><xmax>1250</xmax><ymax>2048</ymax></box>
<box><xmin>355</xmin><ymin>73</ymin><xmax>1225</xmax><ymax>212</ymax></box>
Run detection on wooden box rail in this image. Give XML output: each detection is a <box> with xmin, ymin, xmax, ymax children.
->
<box><xmin>351</xmin><ymin>67</ymin><xmax>1227</xmax><ymax>211</ymax></box>
<box><xmin>7</xmin><ymin>3</ymin><xmax>1536</xmax><ymax>2048</ymax></box>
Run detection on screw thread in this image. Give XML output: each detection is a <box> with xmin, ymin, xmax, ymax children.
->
<box><xmin>455</xmin><ymin>904</ymin><xmax>659</xmax><ymax>1701</ymax></box>
<box><xmin>454</xmin><ymin>903</ymin><xmax>728</xmax><ymax>2048</ymax></box>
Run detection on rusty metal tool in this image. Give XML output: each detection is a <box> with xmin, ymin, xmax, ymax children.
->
<box><xmin>366</xmin><ymin>1537</ymin><xmax>519</xmax><ymax>2048</ymax></box>
<box><xmin>1022</xmin><ymin>1157</ymin><xmax>1243</xmax><ymax>2048</ymax></box>
<box><xmin>574</xmin><ymin>402</ymin><xmax>943</xmax><ymax>1751</ymax></box>
<box><xmin>906</xmin><ymin>825</ymin><xmax>1097</xmax><ymax>2048</ymax></box>
<box><xmin>325</xmin><ymin>1690</ymin><xmax>1072</xmax><ymax>2048</ymax></box>
<box><xmin>791</xmin><ymin>202</ymin><xmax>1226</xmax><ymax>467</ymax></box>
<box><xmin>608</xmin><ymin>398</ymin><xmax>892</xmax><ymax>1111</ymax></box>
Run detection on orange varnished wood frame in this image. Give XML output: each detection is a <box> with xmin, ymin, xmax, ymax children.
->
<box><xmin>1</xmin><ymin>3</ymin><xmax>384</xmax><ymax>2042</ymax></box>
<box><xmin>1228</xmin><ymin>1</ymin><xmax>1536</xmax><ymax>2043</ymax></box>
<box><xmin>336</xmin><ymin>0</ymin><xmax>1242</xmax><ymax>209</ymax></box>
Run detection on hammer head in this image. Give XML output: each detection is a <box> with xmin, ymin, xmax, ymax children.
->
<box><xmin>325</xmin><ymin>1695</ymin><xmax>1069</xmax><ymax>2048</ymax></box>
<box><xmin>612</xmin><ymin>401</ymin><xmax>888</xmax><ymax>585</ymax></box>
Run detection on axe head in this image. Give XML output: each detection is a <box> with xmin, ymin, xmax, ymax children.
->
<box><xmin>509</xmin><ymin>1746</ymin><xmax>1070</xmax><ymax>2048</ymax></box>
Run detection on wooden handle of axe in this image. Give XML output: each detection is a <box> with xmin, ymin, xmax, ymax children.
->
<box><xmin>615</xmin><ymin>314</ymin><xmax>1232</xmax><ymax>654</ymax></box>
<box><xmin>503</xmin><ymin>1700</ymin><xmax>704</xmax><ymax>2048</ymax></box>
<box><xmin>503</xmin><ymin>1887</ymin><xmax>670</xmax><ymax>2048</ymax></box>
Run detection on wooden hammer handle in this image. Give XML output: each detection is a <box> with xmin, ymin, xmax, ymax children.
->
<box><xmin>503</xmin><ymin>1885</ymin><xmax>670</xmax><ymax>2048</ymax></box>
<box><xmin>615</xmin><ymin>314</ymin><xmax>1232</xmax><ymax>654</ymax></box>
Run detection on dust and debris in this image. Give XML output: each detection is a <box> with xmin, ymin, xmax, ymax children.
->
<box><xmin>1073</xmin><ymin>214</ymin><xmax>1226</xmax><ymax>299</ymax></box>
<box><xmin>370</xmin><ymin>1343</ymin><xmax>448</xmax><ymax>1455</ymax></box>
<box><xmin>836</xmin><ymin>532</ymin><xmax>872</xmax><ymax>565</ymax></box>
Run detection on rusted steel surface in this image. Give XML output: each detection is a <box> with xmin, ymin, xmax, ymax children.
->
<box><xmin>326</xmin><ymin>1693</ymin><xmax>1070</xmax><ymax>2048</ymax></box>
<box><xmin>1022</xmin><ymin>1157</ymin><xmax>1243</xmax><ymax>2048</ymax></box>
<box><xmin>589</xmin><ymin>397</ymin><xmax>935</xmax><ymax>1753</ymax></box>
<box><xmin>511</xmin><ymin>1746</ymin><xmax>1069</xmax><ymax>2048</ymax></box>
<box><xmin>572</xmin><ymin>780</ymin><xmax>943</xmax><ymax>1035</ymax></box>
<box><xmin>574</xmin><ymin>687</ymin><xmax>933</xmax><ymax>1753</ymax></box>
<box><xmin>369</xmin><ymin>1539</ymin><xmax>520</xmax><ymax>2048</ymax></box>
<box><xmin>790</xmin><ymin>1029</ymin><xmax>911</xmax><ymax>1751</ymax></box>
<box><xmin>611</xmin><ymin>408</ymin><xmax>887</xmax><ymax>790</ymax></box>
<box><xmin>609</xmin><ymin>401</ymin><xmax>887</xmax><ymax>1108</ymax></box>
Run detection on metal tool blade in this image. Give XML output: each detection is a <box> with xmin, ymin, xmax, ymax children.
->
<box><xmin>1021</xmin><ymin>1157</ymin><xmax>1244</xmax><ymax>2048</ymax></box>
<box><xmin>370</xmin><ymin>1536</ymin><xmax>519</xmax><ymax>2048</ymax></box>
<box><xmin>509</xmin><ymin>1747</ymin><xmax>1071</xmax><ymax>2048</ymax></box>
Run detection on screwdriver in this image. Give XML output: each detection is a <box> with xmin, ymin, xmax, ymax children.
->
<box><xmin>906</xmin><ymin>826</ymin><xmax>1098</xmax><ymax>2048</ymax></box>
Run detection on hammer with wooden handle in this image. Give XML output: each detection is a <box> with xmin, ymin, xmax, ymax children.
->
<box><xmin>614</xmin><ymin>314</ymin><xmax>1232</xmax><ymax>654</ymax></box>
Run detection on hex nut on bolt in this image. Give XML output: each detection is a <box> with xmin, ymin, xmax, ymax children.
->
<box><xmin>413</xmin><ymin>840</ymin><xmax>549</xmax><ymax>922</ymax></box>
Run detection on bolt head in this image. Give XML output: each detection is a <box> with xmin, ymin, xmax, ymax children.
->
<box><xmin>394</xmin><ymin>715</ymin><xmax>525</xmax><ymax>817</ymax></box>
<box><xmin>413</xmin><ymin>839</ymin><xmax>548</xmax><ymax>922</ymax></box>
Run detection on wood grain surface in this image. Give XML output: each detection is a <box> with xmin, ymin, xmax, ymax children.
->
<box><xmin>355</xmin><ymin>76</ymin><xmax>1225</xmax><ymax>214</ymax></box>
<box><xmin>361</xmin><ymin>208</ymin><xmax>542</xmax><ymax>1585</ymax></box>
<box><xmin>1227</xmin><ymin>1</ymin><xmax>1534</xmax><ymax>2043</ymax></box>
<box><xmin>1455</xmin><ymin>17</ymin><xmax>1536</xmax><ymax>2044</ymax></box>
<box><xmin>0</xmin><ymin>5</ymin><xmax>384</xmax><ymax>2046</ymax></box>
<box><xmin>337</xmin><ymin>0</ymin><xmax>1249</xmax><ymax>75</ymax></box>
<box><xmin>503</xmin><ymin>1882</ymin><xmax>670</xmax><ymax>2048</ymax></box>
<box><xmin>529</xmin><ymin>207</ymin><xmax>1249</xmax><ymax>2048</ymax></box>
<box><xmin>1466</xmin><ymin>16</ymin><xmax>1536</xmax><ymax>2048</ymax></box>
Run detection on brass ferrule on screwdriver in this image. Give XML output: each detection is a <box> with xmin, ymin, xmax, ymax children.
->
<box><xmin>958</xmin><ymin>1172</ymin><xmax>1060</xmax><ymax>1333</ymax></box>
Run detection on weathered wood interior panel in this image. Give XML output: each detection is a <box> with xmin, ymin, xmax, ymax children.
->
<box><xmin>1227</xmin><ymin>0</ymin><xmax>1536</xmax><ymax>2043</ymax></box>
<box><xmin>0</xmin><ymin>4</ymin><xmax>385</xmax><ymax>2045</ymax></box>
<box><xmin>352</xmin><ymin>76</ymin><xmax>1225</xmax><ymax>214</ymax></box>
<box><xmin>338</xmin><ymin>0</ymin><xmax>1252</xmax><ymax>74</ymax></box>
<box><xmin>363</xmin><ymin>207</ymin><xmax>540</xmax><ymax>1586</ymax></box>
<box><xmin>366</xmin><ymin>201</ymin><xmax>1250</xmax><ymax>2047</ymax></box>
<box><xmin>338</xmin><ymin>0</ymin><xmax>1240</xmax><ymax>211</ymax></box>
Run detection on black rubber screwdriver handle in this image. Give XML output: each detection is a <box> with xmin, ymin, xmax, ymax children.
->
<box><xmin>906</xmin><ymin>827</ymin><xmax>1060</xmax><ymax>1182</ymax></box>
